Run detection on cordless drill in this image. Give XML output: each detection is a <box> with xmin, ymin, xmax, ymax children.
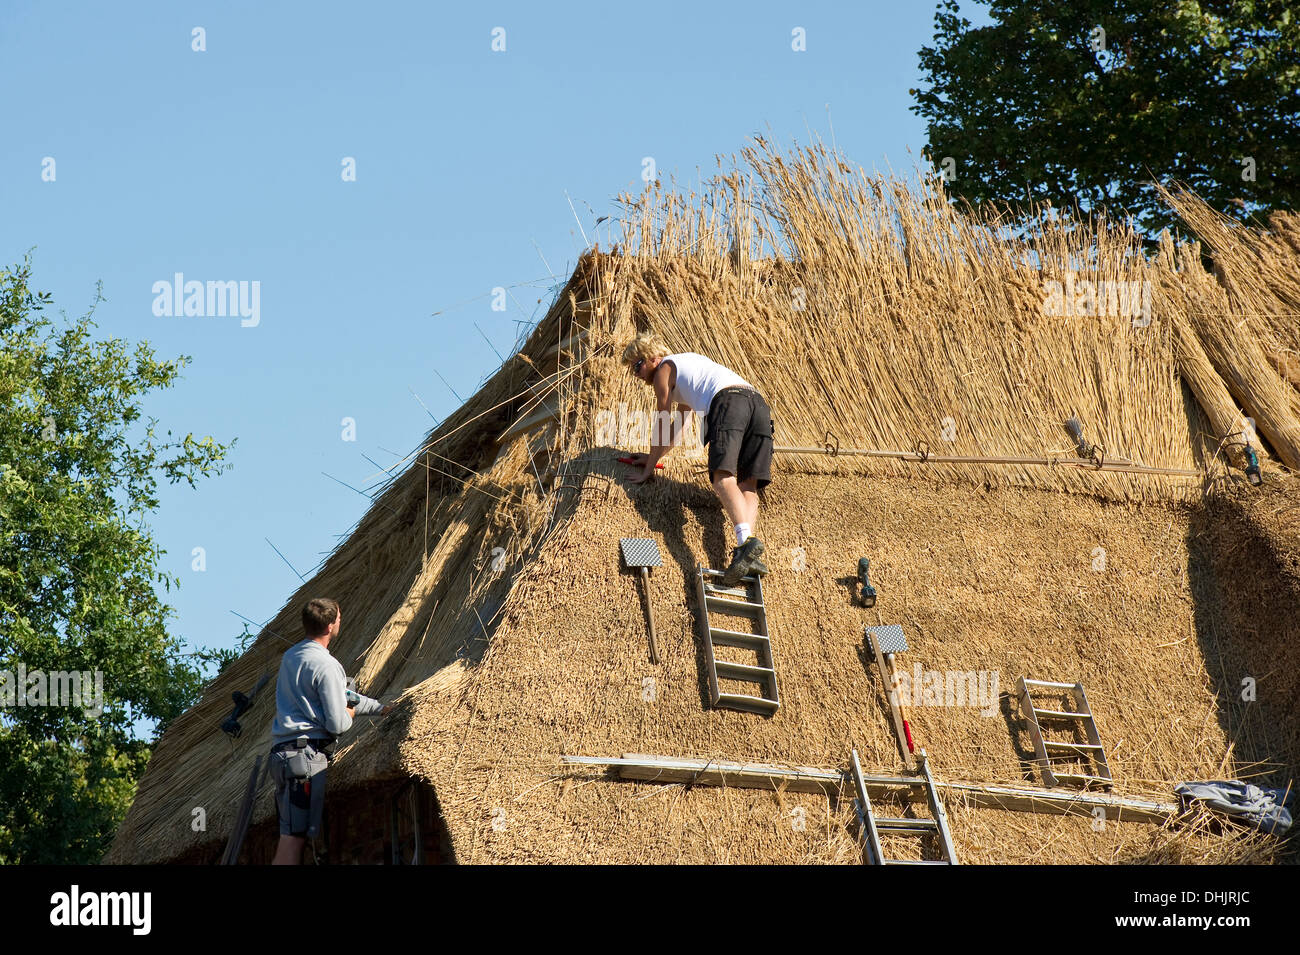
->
<box><xmin>857</xmin><ymin>557</ymin><xmax>877</xmax><ymax>608</ymax></box>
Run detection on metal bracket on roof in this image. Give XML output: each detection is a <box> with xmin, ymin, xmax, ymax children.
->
<box><xmin>1065</xmin><ymin>416</ymin><xmax>1108</xmax><ymax>469</ymax></box>
<box><xmin>823</xmin><ymin>430</ymin><xmax>840</xmax><ymax>457</ymax></box>
<box><xmin>554</xmin><ymin>473</ymin><xmax>614</xmax><ymax>501</ymax></box>
<box><xmin>914</xmin><ymin>440</ymin><xmax>931</xmax><ymax>463</ymax></box>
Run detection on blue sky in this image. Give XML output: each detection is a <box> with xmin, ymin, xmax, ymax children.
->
<box><xmin>1</xmin><ymin>1</ymin><xmax>989</xmax><ymax>724</ymax></box>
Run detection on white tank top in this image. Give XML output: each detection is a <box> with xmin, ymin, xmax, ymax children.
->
<box><xmin>662</xmin><ymin>352</ymin><xmax>753</xmax><ymax>423</ymax></box>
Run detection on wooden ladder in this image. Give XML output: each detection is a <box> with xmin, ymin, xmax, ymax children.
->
<box><xmin>849</xmin><ymin>748</ymin><xmax>958</xmax><ymax>865</ymax></box>
<box><xmin>694</xmin><ymin>564</ymin><xmax>779</xmax><ymax>716</ymax></box>
<box><xmin>1017</xmin><ymin>677</ymin><xmax>1113</xmax><ymax>789</ymax></box>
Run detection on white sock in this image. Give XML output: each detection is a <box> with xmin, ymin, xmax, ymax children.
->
<box><xmin>735</xmin><ymin>523</ymin><xmax>751</xmax><ymax>546</ymax></box>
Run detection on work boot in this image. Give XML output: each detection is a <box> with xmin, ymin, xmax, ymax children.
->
<box><xmin>722</xmin><ymin>537</ymin><xmax>765</xmax><ymax>586</ymax></box>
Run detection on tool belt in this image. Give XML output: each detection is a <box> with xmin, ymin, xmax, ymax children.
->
<box><xmin>273</xmin><ymin>737</ymin><xmax>335</xmax><ymax>757</ymax></box>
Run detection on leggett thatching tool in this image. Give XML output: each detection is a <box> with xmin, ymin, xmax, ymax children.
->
<box><xmin>867</xmin><ymin>625</ymin><xmax>914</xmax><ymax>761</ymax></box>
<box><xmin>856</xmin><ymin>557</ymin><xmax>877</xmax><ymax>608</ymax></box>
<box><xmin>620</xmin><ymin>538</ymin><xmax>664</xmax><ymax>664</ymax></box>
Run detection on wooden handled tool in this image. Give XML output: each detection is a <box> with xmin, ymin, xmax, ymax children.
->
<box><xmin>640</xmin><ymin>567</ymin><xmax>659</xmax><ymax>664</ymax></box>
<box><xmin>867</xmin><ymin>624</ymin><xmax>916</xmax><ymax>762</ymax></box>
<box><xmin>886</xmin><ymin>652</ymin><xmax>915</xmax><ymax>753</ymax></box>
<box><xmin>620</xmin><ymin>538</ymin><xmax>664</xmax><ymax>665</ymax></box>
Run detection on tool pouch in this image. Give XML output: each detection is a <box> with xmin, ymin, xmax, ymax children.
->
<box><xmin>286</xmin><ymin>750</ymin><xmax>313</xmax><ymax>780</ymax></box>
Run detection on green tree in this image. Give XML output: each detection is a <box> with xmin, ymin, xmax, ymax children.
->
<box><xmin>0</xmin><ymin>257</ymin><xmax>234</xmax><ymax>863</ymax></box>
<box><xmin>912</xmin><ymin>0</ymin><xmax>1299</xmax><ymax>235</ymax></box>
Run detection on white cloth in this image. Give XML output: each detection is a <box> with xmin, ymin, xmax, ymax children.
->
<box><xmin>1175</xmin><ymin>781</ymin><xmax>1292</xmax><ymax>834</ymax></box>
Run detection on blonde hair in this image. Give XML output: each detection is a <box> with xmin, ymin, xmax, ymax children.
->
<box><xmin>622</xmin><ymin>332</ymin><xmax>669</xmax><ymax>366</ymax></box>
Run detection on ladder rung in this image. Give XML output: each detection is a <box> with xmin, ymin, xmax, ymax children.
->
<box><xmin>714</xmin><ymin>661</ymin><xmax>775</xmax><ymax>683</ymax></box>
<box><xmin>705</xmin><ymin>595</ymin><xmax>765</xmax><ymax>615</ymax></box>
<box><xmin>1023</xmin><ymin>679</ymin><xmax>1080</xmax><ymax>690</ymax></box>
<box><xmin>875</xmin><ymin>817</ymin><xmax>938</xmax><ymax>832</ymax></box>
<box><xmin>701</xmin><ymin>567</ymin><xmax>759</xmax><ymax>582</ymax></box>
<box><xmin>703</xmin><ymin>582</ymin><xmax>752</xmax><ymax>598</ymax></box>
<box><xmin>859</xmin><ymin>775</ymin><xmax>927</xmax><ymax>788</ymax></box>
<box><xmin>1049</xmin><ymin>772</ymin><xmax>1112</xmax><ymax>784</ymax></box>
<box><xmin>1033</xmin><ymin>707</ymin><xmax>1089</xmax><ymax>720</ymax></box>
<box><xmin>1043</xmin><ymin>741</ymin><xmax>1104</xmax><ymax>752</ymax></box>
<box><xmin>714</xmin><ymin>693</ymin><xmax>779</xmax><ymax>714</ymax></box>
<box><xmin>709</xmin><ymin>628</ymin><xmax>769</xmax><ymax>650</ymax></box>
<box><xmin>884</xmin><ymin>859</ymin><xmax>950</xmax><ymax>865</ymax></box>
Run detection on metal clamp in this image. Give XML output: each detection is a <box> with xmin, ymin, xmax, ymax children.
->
<box><xmin>823</xmin><ymin>430</ymin><xmax>840</xmax><ymax>457</ymax></box>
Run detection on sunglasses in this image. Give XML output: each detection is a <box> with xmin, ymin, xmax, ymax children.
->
<box><xmin>630</xmin><ymin>358</ymin><xmax>645</xmax><ymax>376</ymax></box>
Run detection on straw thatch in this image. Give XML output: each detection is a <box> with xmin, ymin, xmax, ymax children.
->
<box><xmin>1157</xmin><ymin>184</ymin><xmax>1300</xmax><ymax>471</ymax></box>
<box><xmin>106</xmin><ymin>141</ymin><xmax>1299</xmax><ymax>865</ymax></box>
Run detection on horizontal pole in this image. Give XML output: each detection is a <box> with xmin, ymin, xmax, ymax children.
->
<box><xmin>560</xmin><ymin>753</ymin><xmax>1179</xmax><ymax>824</ymax></box>
<box><xmin>562</xmin><ymin>753</ymin><xmax>844</xmax><ymax>794</ymax></box>
<box><xmin>771</xmin><ymin>445</ymin><xmax>1202</xmax><ymax>478</ymax></box>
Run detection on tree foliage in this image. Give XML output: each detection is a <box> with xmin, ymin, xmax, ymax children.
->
<box><xmin>912</xmin><ymin>0</ymin><xmax>1299</xmax><ymax>234</ymax></box>
<box><xmin>0</xmin><ymin>257</ymin><xmax>234</xmax><ymax>863</ymax></box>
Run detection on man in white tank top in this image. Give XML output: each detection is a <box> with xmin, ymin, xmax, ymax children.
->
<box><xmin>621</xmin><ymin>332</ymin><xmax>774</xmax><ymax>585</ymax></box>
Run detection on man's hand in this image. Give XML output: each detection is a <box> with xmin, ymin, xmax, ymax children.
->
<box><xmin>623</xmin><ymin>452</ymin><xmax>656</xmax><ymax>484</ymax></box>
<box><xmin>380</xmin><ymin>704</ymin><xmax>393</xmax><ymax>715</ymax></box>
<box><xmin>346</xmin><ymin>705</ymin><xmax>356</xmax><ymax>718</ymax></box>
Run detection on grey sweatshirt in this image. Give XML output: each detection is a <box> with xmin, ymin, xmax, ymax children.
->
<box><xmin>272</xmin><ymin>638</ymin><xmax>382</xmax><ymax>745</ymax></box>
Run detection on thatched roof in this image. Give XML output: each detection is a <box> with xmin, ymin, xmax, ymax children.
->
<box><xmin>106</xmin><ymin>141</ymin><xmax>1300</xmax><ymax>865</ymax></box>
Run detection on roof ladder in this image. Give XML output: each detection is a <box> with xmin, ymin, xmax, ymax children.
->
<box><xmin>694</xmin><ymin>564</ymin><xmax>779</xmax><ymax>716</ymax></box>
<box><xmin>1017</xmin><ymin>677</ymin><xmax>1113</xmax><ymax>789</ymax></box>
<box><xmin>849</xmin><ymin>747</ymin><xmax>958</xmax><ymax>865</ymax></box>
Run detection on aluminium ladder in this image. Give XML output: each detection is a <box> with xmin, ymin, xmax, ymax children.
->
<box><xmin>1017</xmin><ymin>677</ymin><xmax>1113</xmax><ymax>789</ymax></box>
<box><xmin>694</xmin><ymin>564</ymin><xmax>779</xmax><ymax>715</ymax></box>
<box><xmin>849</xmin><ymin>748</ymin><xmax>958</xmax><ymax>865</ymax></box>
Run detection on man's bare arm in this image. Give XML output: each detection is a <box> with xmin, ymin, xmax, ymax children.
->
<box><xmin>631</xmin><ymin>362</ymin><xmax>677</xmax><ymax>481</ymax></box>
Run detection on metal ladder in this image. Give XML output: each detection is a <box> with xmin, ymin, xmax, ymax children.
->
<box><xmin>694</xmin><ymin>564</ymin><xmax>779</xmax><ymax>716</ymax></box>
<box><xmin>1016</xmin><ymin>677</ymin><xmax>1113</xmax><ymax>789</ymax></box>
<box><xmin>849</xmin><ymin>748</ymin><xmax>958</xmax><ymax>865</ymax></box>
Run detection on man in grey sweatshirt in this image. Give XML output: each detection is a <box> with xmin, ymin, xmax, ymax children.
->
<box><xmin>270</xmin><ymin>597</ymin><xmax>388</xmax><ymax>865</ymax></box>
